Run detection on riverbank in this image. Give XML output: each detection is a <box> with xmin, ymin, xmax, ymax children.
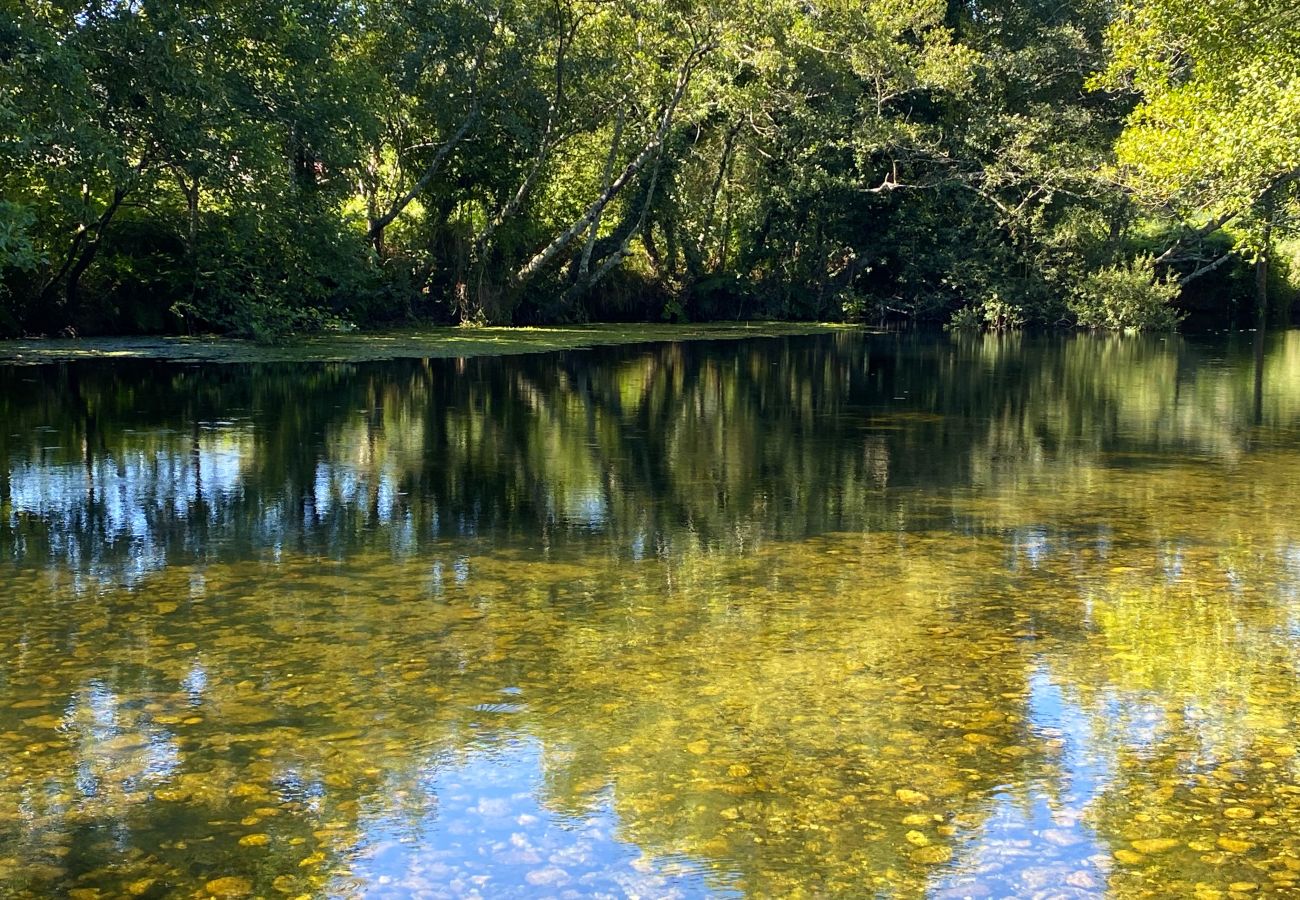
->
<box><xmin>0</xmin><ymin>322</ymin><xmax>861</xmax><ymax>365</ymax></box>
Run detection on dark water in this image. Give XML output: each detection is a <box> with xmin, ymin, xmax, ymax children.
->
<box><xmin>2</xmin><ymin>331</ymin><xmax>1300</xmax><ymax>899</ymax></box>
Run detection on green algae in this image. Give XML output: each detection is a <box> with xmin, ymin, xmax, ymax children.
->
<box><xmin>0</xmin><ymin>321</ymin><xmax>858</xmax><ymax>365</ymax></box>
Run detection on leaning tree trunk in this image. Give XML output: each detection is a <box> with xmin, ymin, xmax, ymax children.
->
<box><xmin>512</xmin><ymin>38</ymin><xmax>714</xmax><ymax>288</ymax></box>
<box><xmin>64</xmin><ymin>186</ymin><xmax>129</xmax><ymax>320</ymax></box>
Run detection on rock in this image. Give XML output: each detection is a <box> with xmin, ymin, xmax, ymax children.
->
<box><xmin>22</xmin><ymin>715</ymin><xmax>62</xmax><ymax>729</ymax></box>
<box><xmin>895</xmin><ymin>789</ymin><xmax>930</xmax><ymax>805</ymax></box>
<box><xmin>1223</xmin><ymin>807</ymin><xmax>1255</xmax><ymax>820</ymax></box>
<box><xmin>905</xmin><ymin>830</ymin><xmax>930</xmax><ymax>847</ymax></box>
<box><xmin>238</xmin><ymin>834</ymin><xmax>269</xmax><ymax>847</ymax></box>
<box><xmin>1131</xmin><ymin>838</ymin><xmax>1180</xmax><ymax>854</ymax></box>
<box><xmin>1216</xmin><ymin>837</ymin><xmax>1255</xmax><ymax>853</ymax></box>
<box><xmin>1114</xmin><ymin>849</ymin><xmax>1144</xmax><ymax>865</ymax></box>
<box><xmin>911</xmin><ymin>846</ymin><xmax>953</xmax><ymax>865</ymax></box>
<box><xmin>204</xmin><ymin>876</ymin><xmax>253</xmax><ymax>897</ymax></box>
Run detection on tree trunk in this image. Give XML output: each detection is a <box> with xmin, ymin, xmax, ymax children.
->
<box><xmin>513</xmin><ymin>39</ymin><xmax>713</xmax><ymax>287</ymax></box>
<box><xmin>363</xmin><ymin>149</ymin><xmax>385</xmax><ymax>255</ymax></box>
<box><xmin>366</xmin><ymin>106</ymin><xmax>479</xmax><ymax>244</ymax></box>
<box><xmin>579</xmin><ymin>110</ymin><xmax>625</xmax><ymax>279</ymax></box>
<box><xmin>577</xmin><ymin>141</ymin><xmax>667</xmax><ymax>296</ymax></box>
<box><xmin>1255</xmin><ymin>192</ymin><xmax>1273</xmax><ymax>330</ymax></box>
<box><xmin>174</xmin><ymin>170</ymin><xmax>201</xmax><ymax>325</ymax></box>
<box><xmin>64</xmin><ymin>186</ymin><xmax>129</xmax><ymax>317</ymax></box>
<box><xmin>514</xmin><ymin>121</ymin><xmax>671</xmax><ymax>286</ymax></box>
<box><xmin>701</xmin><ymin>118</ymin><xmax>742</xmax><ymax>269</ymax></box>
<box><xmin>473</xmin><ymin>15</ymin><xmax>577</xmax><ymax>267</ymax></box>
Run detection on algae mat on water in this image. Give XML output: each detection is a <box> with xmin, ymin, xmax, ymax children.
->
<box><xmin>0</xmin><ymin>322</ymin><xmax>858</xmax><ymax>364</ymax></box>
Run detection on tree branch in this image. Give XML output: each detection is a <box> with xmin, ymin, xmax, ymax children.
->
<box><xmin>512</xmin><ymin>38</ymin><xmax>715</xmax><ymax>287</ymax></box>
<box><xmin>1178</xmin><ymin>250</ymin><xmax>1235</xmax><ymax>285</ymax></box>
<box><xmin>366</xmin><ymin>39</ymin><xmax>491</xmax><ymax>244</ymax></box>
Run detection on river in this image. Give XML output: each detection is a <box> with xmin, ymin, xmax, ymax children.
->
<box><xmin>2</xmin><ymin>330</ymin><xmax>1299</xmax><ymax>898</ymax></box>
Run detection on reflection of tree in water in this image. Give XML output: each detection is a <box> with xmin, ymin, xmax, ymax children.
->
<box><xmin>2</xmin><ymin>332</ymin><xmax>1300</xmax><ymax>895</ymax></box>
<box><xmin>3</xmin><ymin>332</ymin><xmax>1299</xmax><ymax>580</ymax></box>
<box><xmin>958</xmin><ymin>450</ymin><xmax>1300</xmax><ymax>897</ymax></box>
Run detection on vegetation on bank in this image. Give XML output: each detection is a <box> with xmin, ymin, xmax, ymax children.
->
<box><xmin>2</xmin><ymin>0</ymin><xmax>1297</xmax><ymax>339</ymax></box>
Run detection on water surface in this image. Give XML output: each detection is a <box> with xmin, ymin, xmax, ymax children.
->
<box><xmin>3</xmin><ymin>331</ymin><xmax>1300</xmax><ymax>898</ymax></box>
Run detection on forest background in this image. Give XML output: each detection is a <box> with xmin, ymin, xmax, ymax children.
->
<box><xmin>2</xmin><ymin>0</ymin><xmax>1297</xmax><ymax>339</ymax></box>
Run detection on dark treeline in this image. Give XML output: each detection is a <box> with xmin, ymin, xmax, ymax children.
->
<box><xmin>2</xmin><ymin>0</ymin><xmax>1297</xmax><ymax>338</ymax></box>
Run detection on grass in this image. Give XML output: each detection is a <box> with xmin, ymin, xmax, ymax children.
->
<box><xmin>0</xmin><ymin>322</ymin><xmax>862</xmax><ymax>365</ymax></box>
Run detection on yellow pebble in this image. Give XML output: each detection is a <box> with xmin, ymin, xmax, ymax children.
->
<box><xmin>204</xmin><ymin>876</ymin><xmax>252</xmax><ymax>897</ymax></box>
<box><xmin>1217</xmin><ymin>837</ymin><xmax>1255</xmax><ymax>853</ymax></box>
<box><xmin>1132</xmin><ymin>838</ymin><xmax>1180</xmax><ymax>854</ymax></box>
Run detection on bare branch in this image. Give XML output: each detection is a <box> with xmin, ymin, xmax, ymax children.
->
<box><xmin>1178</xmin><ymin>250</ymin><xmax>1235</xmax><ymax>285</ymax></box>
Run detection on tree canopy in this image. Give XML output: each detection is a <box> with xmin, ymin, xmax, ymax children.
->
<box><xmin>1</xmin><ymin>0</ymin><xmax>1296</xmax><ymax>337</ymax></box>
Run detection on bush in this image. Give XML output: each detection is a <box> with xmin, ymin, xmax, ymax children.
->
<box><xmin>170</xmin><ymin>206</ymin><xmax>377</xmax><ymax>342</ymax></box>
<box><xmin>945</xmin><ymin>293</ymin><xmax>1027</xmax><ymax>331</ymax></box>
<box><xmin>1070</xmin><ymin>255</ymin><xmax>1184</xmax><ymax>331</ymax></box>
<box><xmin>946</xmin><ymin>304</ymin><xmax>983</xmax><ymax>330</ymax></box>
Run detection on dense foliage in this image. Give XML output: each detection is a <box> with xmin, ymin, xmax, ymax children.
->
<box><xmin>1</xmin><ymin>0</ymin><xmax>1296</xmax><ymax>337</ymax></box>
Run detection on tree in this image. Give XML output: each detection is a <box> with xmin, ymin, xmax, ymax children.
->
<box><xmin>1098</xmin><ymin>0</ymin><xmax>1300</xmax><ymax>321</ymax></box>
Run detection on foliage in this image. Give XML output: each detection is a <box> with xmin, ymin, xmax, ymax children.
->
<box><xmin>1098</xmin><ymin>0</ymin><xmax>1300</xmax><ymax>224</ymax></box>
<box><xmin>1096</xmin><ymin>0</ymin><xmax>1300</xmax><ymax>320</ymax></box>
<box><xmin>1069</xmin><ymin>254</ymin><xmax>1183</xmax><ymax>331</ymax></box>
<box><xmin>0</xmin><ymin>0</ymin><xmax>1295</xmax><ymax>335</ymax></box>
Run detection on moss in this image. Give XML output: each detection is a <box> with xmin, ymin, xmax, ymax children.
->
<box><xmin>0</xmin><ymin>322</ymin><xmax>861</xmax><ymax>365</ymax></box>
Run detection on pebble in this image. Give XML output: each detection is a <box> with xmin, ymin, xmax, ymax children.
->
<box><xmin>204</xmin><ymin>876</ymin><xmax>253</xmax><ymax>897</ymax></box>
<box><xmin>1131</xmin><ymin>838</ymin><xmax>1180</xmax><ymax>854</ymax></box>
<box><xmin>1216</xmin><ymin>837</ymin><xmax>1255</xmax><ymax>853</ymax></box>
<box><xmin>911</xmin><ymin>846</ymin><xmax>953</xmax><ymax>865</ymax></box>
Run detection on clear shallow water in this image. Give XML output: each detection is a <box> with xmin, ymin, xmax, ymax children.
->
<box><xmin>2</xmin><ymin>330</ymin><xmax>1300</xmax><ymax>898</ymax></box>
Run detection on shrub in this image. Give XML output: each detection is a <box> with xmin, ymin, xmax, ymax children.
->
<box><xmin>1070</xmin><ymin>255</ymin><xmax>1184</xmax><ymax>331</ymax></box>
<box><xmin>945</xmin><ymin>293</ymin><xmax>1027</xmax><ymax>331</ymax></box>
